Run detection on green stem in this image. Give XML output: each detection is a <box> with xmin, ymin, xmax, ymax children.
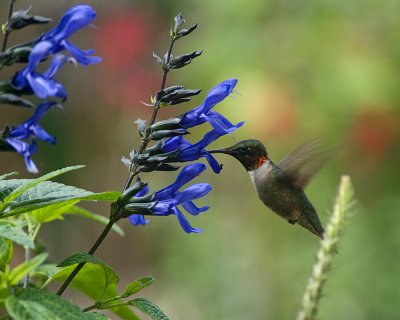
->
<box><xmin>40</xmin><ymin>277</ymin><xmax>52</xmax><ymax>290</ymax></box>
<box><xmin>1</xmin><ymin>0</ymin><xmax>15</xmax><ymax>52</ymax></box>
<box><xmin>127</xmin><ymin>37</ymin><xmax>176</xmax><ymax>182</ymax></box>
<box><xmin>83</xmin><ymin>301</ymin><xmax>127</xmax><ymax>312</ymax></box>
<box><xmin>297</xmin><ymin>176</ymin><xmax>354</xmax><ymax>320</ymax></box>
<box><xmin>0</xmin><ymin>211</ymin><xmax>22</xmax><ymax>219</ymax></box>
<box><xmin>0</xmin><ymin>0</ymin><xmax>14</xmax><ymax>73</ymax></box>
<box><xmin>82</xmin><ymin>305</ymin><xmax>96</xmax><ymax>312</ymax></box>
<box><xmin>56</xmin><ymin>220</ymin><xmax>114</xmax><ymax>296</ymax></box>
<box><xmin>83</xmin><ymin>295</ymin><xmax>123</xmax><ymax>312</ymax></box>
<box><xmin>22</xmin><ymin>222</ymin><xmax>40</xmax><ymax>288</ymax></box>
<box><xmin>32</xmin><ymin>223</ymin><xmax>41</xmax><ymax>241</ymax></box>
<box><xmin>56</xmin><ymin>34</ymin><xmax>177</xmax><ymax>297</ymax></box>
<box><xmin>22</xmin><ymin>248</ymin><xmax>31</xmax><ymax>288</ymax></box>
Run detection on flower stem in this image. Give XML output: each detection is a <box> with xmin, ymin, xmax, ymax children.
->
<box><xmin>127</xmin><ymin>37</ymin><xmax>176</xmax><ymax>181</ymax></box>
<box><xmin>32</xmin><ymin>223</ymin><xmax>41</xmax><ymax>241</ymax></box>
<box><xmin>22</xmin><ymin>248</ymin><xmax>31</xmax><ymax>288</ymax></box>
<box><xmin>83</xmin><ymin>305</ymin><xmax>96</xmax><ymax>312</ymax></box>
<box><xmin>297</xmin><ymin>175</ymin><xmax>354</xmax><ymax>320</ymax></box>
<box><xmin>56</xmin><ymin>220</ymin><xmax>114</xmax><ymax>296</ymax></box>
<box><xmin>82</xmin><ymin>294</ymin><xmax>123</xmax><ymax>312</ymax></box>
<box><xmin>56</xmin><ymin>36</ymin><xmax>177</xmax><ymax>297</ymax></box>
<box><xmin>22</xmin><ymin>223</ymin><xmax>41</xmax><ymax>289</ymax></box>
<box><xmin>1</xmin><ymin>0</ymin><xmax>15</xmax><ymax>53</ymax></box>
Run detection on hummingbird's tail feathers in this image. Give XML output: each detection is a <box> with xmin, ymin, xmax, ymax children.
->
<box><xmin>297</xmin><ymin>210</ymin><xmax>325</xmax><ymax>239</ymax></box>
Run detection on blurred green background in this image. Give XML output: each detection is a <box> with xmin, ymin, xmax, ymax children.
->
<box><xmin>1</xmin><ymin>0</ymin><xmax>400</xmax><ymax>319</ymax></box>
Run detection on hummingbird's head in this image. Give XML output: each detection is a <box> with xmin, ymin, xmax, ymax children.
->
<box><xmin>210</xmin><ymin>139</ymin><xmax>268</xmax><ymax>171</ymax></box>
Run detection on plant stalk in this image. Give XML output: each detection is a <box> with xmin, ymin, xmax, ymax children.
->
<box><xmin>56</xmin><ymin>36</ymin><xmax>176</xmax><ymax>297</ymax></box>
<box><xmin>297</xmin><ymin>175</ymin><xmax>354</xmax><ymax>320</ymax></box>
<box><xmin>22</xmin><ymin>221</ymin><xmax>40</xmax><ymax>288</ymax></box>
<box><xmin>1</xmin><ymin>0</ymin><xmax>15</xmax><ymax>52</ymax></box>
<box><xmin>56</xmin><ymin>220</ymin><xmax>114</xmax><ymax>296</ymax></box>
<box><xmin>83</xmin><ymin>294</ymin><xmax>123</xmax><ymax>312</ymax></box>
<box><xmin>127</xmin><ymin>38</ymin><xmax>176</xmax><ymax>182</ymax></box>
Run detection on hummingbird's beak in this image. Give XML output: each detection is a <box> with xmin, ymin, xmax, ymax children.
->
<box><xmin>208</xmin><ymin>148</ymin><xmax>233</xmax><ymax>155</ymax></box>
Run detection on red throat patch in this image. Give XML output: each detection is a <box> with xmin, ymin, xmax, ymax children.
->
<box><xmin>253</xmin><ymin>156</ymin><xmax>268</xmax><ymax>170</ymax></box>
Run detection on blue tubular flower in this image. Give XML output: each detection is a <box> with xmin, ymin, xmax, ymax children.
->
<box><xmin>5</xmin><ymin>139</ymin><xmax>38</xmax><ymax>173</ymax></box>
<box><xmin>152</xmin><ymin>163</ymin><xmax>211</xmax><ymax>233</ymax></box>
<box><xmin>179</xmin><ymin>79</ymin><xmax>245</xmax><ymax>134</ymax></box>
<box><xmin>13</xmin><ymin>54</ymin><xmax>70</xmax><ymax>99</ymax></box>
<box><xmin>129</xmin><ymin>163</ymin><xmax>211</xmax><ymax>233</ymax></box>
<box><xmin>5</xmin><ymin>102</ymin><xmax>56</xmax><ymax>173</ymax></box>
<box><xmin>129</xmin><ymin>214</ymin><xmax>149</xmax><ymax>226</ymax></box>
<box><xmin>42</xmin><ymin>5</ymin><xmax>97</xmax><ymax>50</ymax></box>
<box><xmin>7</xmin><ymin>102</ymin><xmax>57</xmax><ymax>143</ymax></box>
<box><xmin>12</xmin><ymin>5</ymin><xmax>100</xmax><ymax>99</ymax></box>
<box><xmin>163</xmin><ymin>129</ymin><xmax>224</xmax><ymax>173</ymax></box>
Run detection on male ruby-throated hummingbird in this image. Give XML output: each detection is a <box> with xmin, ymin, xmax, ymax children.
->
<box><xmin>210</xmin><ymin>139</ymin><xmax>331</xmax><ymax>238</ymax></box>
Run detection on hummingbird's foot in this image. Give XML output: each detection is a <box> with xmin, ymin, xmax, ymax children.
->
<box><xmin>287</xmin><ymin>219</ymin><xmax>297</xmax><ymax>225</ymax></box>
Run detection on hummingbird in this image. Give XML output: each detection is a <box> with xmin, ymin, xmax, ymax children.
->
<box><xmin>210</xmin><ymin>139</ymin><xmax>331</xmax><ymax>238</ymax></box>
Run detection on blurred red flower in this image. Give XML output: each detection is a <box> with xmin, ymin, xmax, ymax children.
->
<box><xmin>95</xmin><ymin>10</ymin><xmax>160</xmax><ymax>111</ymax></box>
<box><xmin>350</xmin><ymin>108</ymin><xmax>397</xmax><ymax>165</ymax></box>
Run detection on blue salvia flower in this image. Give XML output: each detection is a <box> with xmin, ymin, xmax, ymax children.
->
<box><xmin>128</xmin><ymin>213</ymin><xmax>150</xmax><ymax>226</ymax></box>
<box><xmin>6</xmin><ymin>102</ymin><xmax>57</xmax><ymax>143</ymax></box>
<box><xmin>13</xmin><ymin>54</ymin><xmax>72</xmax><ymax>99</ymax></box>
<box><xmin>5</xmin><ymin>102</ymin><xmax>57</xmax><ymax>173</ymax></box>
<box><xmin>178</xmin><ymin>79</ymin><xmax>244</xmax><ymax>134</ymax></box>
<box><xmin>129</xmin><ymin>163</ymin><xmax>211</xmax><ymax>233</ymax></box>
<box><xmin>162</xmin><ymin>129</ymin><xmax>225</xmax><ymax>173</ymax></box>
<box><xmin>12</xmin><ymin>5</ymin><xmax>101</xmax><ymax>99</ymax></box>
<box><xmin>5</xmin><ymin>140</ymin><xmax>38</xmax><ymax>174</ymax></box>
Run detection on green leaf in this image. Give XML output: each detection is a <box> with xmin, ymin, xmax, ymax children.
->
<box><xmin>0</xmin><ymin>236</ymin><xmax>13</xmax><ymax>270</ymax></box>
<box><xmin>85</xmin><ymin>313</ymin><xmax>111</xmax><ymax>320</ymax></box>
<box><xmin>66</xmin><ymin>206</ymin><xmax>124</xmax><ymax>236</ymax></box>
<box><xmin>122</xmin><ymin>276</ymin><xmax>154</xmax><ymax>298</ymax></box>
<box><xmin>31</xmin><ymin>263</ymin><xmax>59</xmax><ymax>287</ymax></box>
<box><xmin>0</xmin><ymin>172</ymin><xmax>18</xmax><ymax>181</ymax></box>
<box><xmin>52</xmin><ymin>254</ymin><xmax>139</xmax><ymax>319</ymax></box>
<box><xmin>8</xmin><ymin>253</ymin><xmax>48</xmax><ymax>285</ymax></box>
<box><xmin>128</xmin><ymin>298</ymin><xmax>170</xmax><ymax>320</ymax></box>
<box><xmin>0</xmin><ymin>175</ymin><xmax>119</xmax><ymax>217</ymax></box>
<box><xmin>5</xmin><ymin>287</ymin><xmax>106</xmax><ymax>320</ymax></box>
<box><xmin>57</xmin><ymin>253</ymin><xmax>113</xmax><ymax>269</ymax></box>
<box><xmin>0</xmin><ymin>287</ymin><xmax>11</xmax><ymax>300</ymax></box>
<box><xmin>29</xmin><ymin>200</ymin><xmax>79</xmax><ymax>223</ymax></box>
<box><xmin>82</xmin><ymin>192</ymin><xmax>120</xmax><ymax>201</ymax></box>
<box><xmin>54</xmin><ymin>253</ymin><xmax>118</xmax><ymax>301</ymax></box>
<box><xmin>0</xmin><ymin>222</ymin><xmax>34</xmax><ymax>248</ymax></box>
<box><xmin>3</xmin><ymin>165</ymin><xmax>85</xmax><ymax>203</ymax></box>
<box><xmin>108</xmin><ymin>305</ymin><xmax>140</xmax><ymax>320</ymax></box>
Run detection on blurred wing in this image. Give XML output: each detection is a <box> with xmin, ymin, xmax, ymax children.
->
<box><xmin>277</xmin><ymin>140</ymin><xmax>333</xmax><ymax>188</ymax></box>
